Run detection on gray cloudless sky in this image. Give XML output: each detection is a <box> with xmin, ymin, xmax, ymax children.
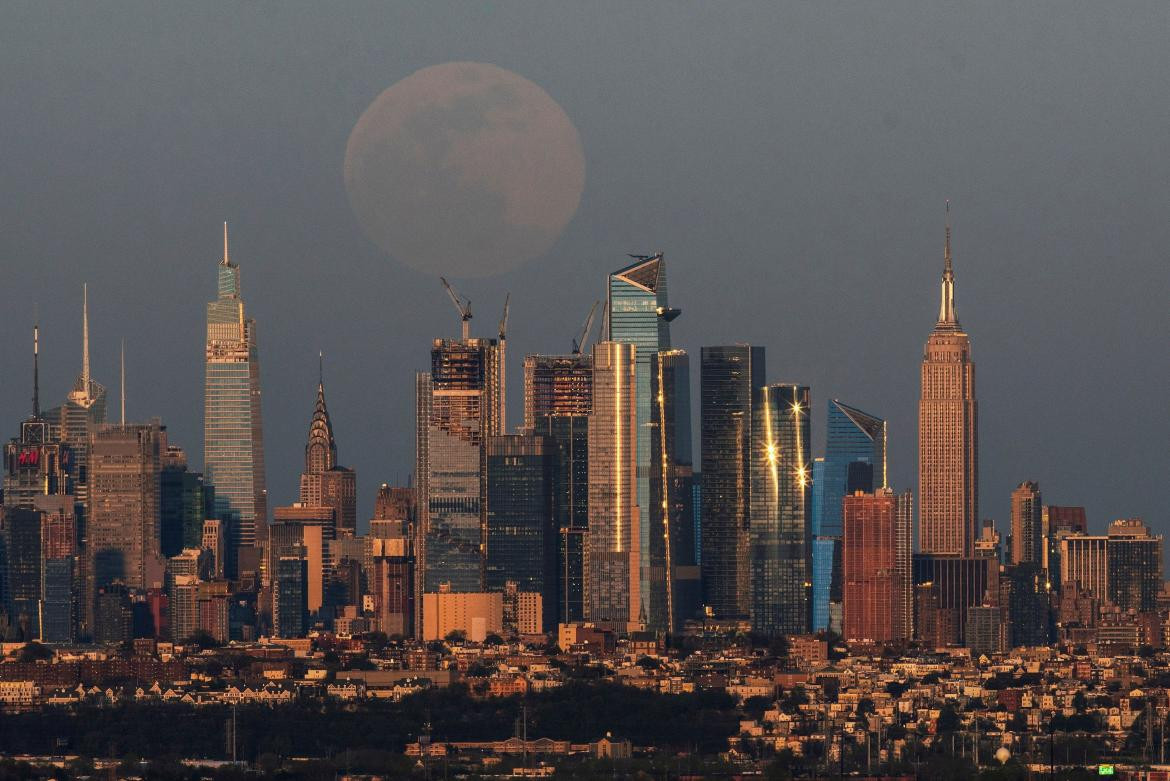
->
<box><xmin>2</xmin><ymin>2</ymin><xmax>1168</xmax><ymax>544</ymax></box>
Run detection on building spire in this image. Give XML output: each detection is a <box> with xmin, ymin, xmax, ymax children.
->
<box><xmin>32</xmin><ymin>318</ymin><xmax>40</xmax><ymax>419</ymax></box>
<box><xmin>120</xmin><ymin>338</ymin><xmax>126</xmax><ymax>426</ymax></box>
<box><xmin>937</xmin><ymin>201</ymin><xmax>958</xmax><ymax>327</ymax></box>
<box><xmin>305</xmin><ymin>357</ymin><xmax>337</xmax><ymax>474</ymax></box>
<box><xmin>222</xmin><ymin>221</ymin><xmax>230</xmax><ymax>266</ymax></box>
<box><xmin>81</xmin><ymin>283</ymin><xmax>91</xmax><ymax>396</ymax></box>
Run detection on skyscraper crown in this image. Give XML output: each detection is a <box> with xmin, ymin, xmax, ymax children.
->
<box><xmin>936</xmin><ymin>202</ymin><xmax>960</xmax><ymax>330</ymax></box>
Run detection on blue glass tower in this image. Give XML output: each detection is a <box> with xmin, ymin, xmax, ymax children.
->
<box><xmin>607</xmin><ymin>254</ymin><xmax>679</xmax><ymax>631</ymax></box>
<box><xmin>812</xmin><ymin>400</ymin><xmax>886</xmax><ymax>631</ymax></box>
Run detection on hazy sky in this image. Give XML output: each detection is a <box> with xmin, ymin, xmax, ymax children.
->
<box><xmin>2</xmin><ymin>2</ymin><xmax>1168</xmax><ymax>540</ymax></box>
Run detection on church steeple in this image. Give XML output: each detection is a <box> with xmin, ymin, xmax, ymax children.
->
<box><xmin>304</xmin><ymin>355</ymin><xmax>337</xmax><ymax>475</ymax></box>
<box><xmin>937</xmin><ymin>201</ymin><xmax>959</xmax><ymax>329</ymax></box>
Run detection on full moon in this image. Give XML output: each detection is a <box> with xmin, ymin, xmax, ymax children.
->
<box><xmin>344</xmin><ymin>62</ymin><xmax>586</xmax><ymax>278</ymax></box>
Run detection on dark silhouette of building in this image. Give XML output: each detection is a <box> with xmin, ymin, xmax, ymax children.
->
<box><xmin>699</xmin><ymin>344</ymin><xmax>765</xmax><ymax>619</ymax></box>
<box><xmin>486</xmin><ymin>434</ymin><xmax>556</xmax><ymax>631</ymax></box>
<box><xmin>274</xmin><ymin>548</ymin><xmax>309</xmax><ymax>639</ymax></box>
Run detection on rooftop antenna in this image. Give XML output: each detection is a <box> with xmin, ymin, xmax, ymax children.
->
<box><xmin>32</xmin><ymin>311</ymin><xmax>40</xmax><ymax>418</ymax></box>
<box><xmin>81</xmin><ymin>283</ymin><xmax>90</xmax><ymax>397</ymax></box>
<box><xmin>440</xmin><ymin>277</ymin><xmax>473</xmax><ymax>340</ymax></box>
<box><xmin>222</xmin><ymin>221</ymin><xmax>230</xmax><ymax>266</ymax></box>
<box><xmin>572</xmin><ymin>301</ymin><xmax>599</xmax><ymax>355</ymax></box>
<box><xmin>497</xmin><ymin>294</ymin><xmax>510</xmax><ymax>433</ymax></box>
<box><xmin>120</xmin><ymin>339</ymin><xmax>126</xmax><ymax>426</ymax></box>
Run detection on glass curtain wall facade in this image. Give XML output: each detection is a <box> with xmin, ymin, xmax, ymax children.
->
<box><xmin>525</xmin><ymin>353</ymin><xmax>592</xmax><ymax>624</ymax></box>
<box><xmin>607</xmin><ymin>254</ymin><xmax>675</xmax><ymax>631</ymax></box>
<box><xmin>749</xmin><ymin>383</ymin><xmax>811</xmax><ymax>637</ymax></box>
<box><xmin>652</xmin><ymin>349</ymin><xmax>698</xmax><ymax>632</ymax></box>
<box><xmin>813</xmin><ymin>400</ymin><xmax>886</xmax><ymax>631</ymax></box>
<box><xmin>486</xmin><ymin>434</ymin><xmax>556</xmax><ymax>630</ymax></box>
<box><xmin>535</xmin><ymin>414</ymin><xmax>589</xmax><ymax>624</ymax></box>
<box><xmin>204</xmin><ymin>228</ymin><xmax>266</xmax><ymax>577</ymax></box>
<box><xmin>585</xmin><ymin>341</ymin><xmax>639</xmax><ymax>631</ymax></box>
<box><xmin>699</xmin><ymin>345</ymin><xmax>765</xmax><ymax>619</ymax></box>
<box><xmin>416</xmin><ymin>338</ymin><xmax>500</xmax><ymax>598</ymax></box>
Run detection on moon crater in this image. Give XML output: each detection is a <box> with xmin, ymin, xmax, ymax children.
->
<box><xmin>344</xmin><ymin>62</ymin><xmax>585</xmax><ymax>278</ymax></box>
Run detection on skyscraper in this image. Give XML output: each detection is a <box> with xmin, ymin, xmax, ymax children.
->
<box><xmin>607</xmin><ymin>253</ymin><xmax>679</xmax><ymax>631</ymax></box>
<box><xmin>204</xmin><ymin>224</ymin><xmax>267</xmax><ymax>578</ymax></box>
<box><xmin>485</xmin><ymin>434</ymin><xmax>556</xmax><ymax>630</ymax></box>
<box><xmin>1010</xmin><ymin>481</ymin><xmax>1043</xmax><ymax>566</ymax></box>
<box><xmin>38</xmin><ymin>495</ymin><xmax>78</xmax><ymax>644</ymax></box>
<box><xmin>159</xmin><ymin>445</ymin><xmax>208</xmax><ymax>559</ymax></box>
<box><xmin>524</xmin><ymin>352</ymin><xmax>592</xmax><ymax>625</ymax></box>
<box><xmin>1042</xmin><ymin>505</ymin><xmax>1087</xmax><ymax>586</ymax></box>
<box><xmin>813</xmin><ymin>400</ymin><xmax>887</xmax><ymax>631</ymax></box>
<box><xmin>87</xmin><ymin>422</ymin><xmax>164</xmax><ymax>597</ymax></box>
<box><xmin>523</xmin><ymin>354</ymin><xmax>593</xmax><ymax>429</ymax></box>
<box><xmin>56</xmin><ymin>289</ymin><xmax>106</xmax><ymax>636</ymax></box>
<box><xmin>585</xmin><ymin>341</ymin><xmax>640</xmax><ymax>631</ymax></box>
<box><xmin>58</xmin><ymin>285</ymin><xmax>108</xmax><ymax>515</ymax></box>
<box><xmin>299</xmin><ymin>363</ymin><xmax>357</xmax><ymax>537</ymax></box>
<box><xmin>842</xmin><ymin>489</ymin><xmax>910</xmax><ymax>644</ymax></box>
<box><xmin>652</xmin><ymin>349</ymin><xmax>698</xmax><ymax>632</ymax></box>
<box><xmin>1060</xmin><ymin>519</ymin><xmax>1162</xmax><ymax>613</ymax></box>
<box><xmin>415</xmin><ymin>335</ymin><xmax>500</xmax><ymax>605</ymax></box>
<box><xmin>2</xmin><ymin>508</ymin><xmax>43</xmax><ymax>640</ymax></box>
<box><xmin>919</xmin><ymin>206</ymin><xmax>978</xmax><ymax>556</ymax></box>
<box><xmin>273</xmin><ymin>549</ymin><xmax>309</xmax><ymax>639</ymax></box>
<box><xmin>699</xmin><ymin>345</ymin><xmax>765</xmax><ymax>619</ymax></box>
<box><xmin>749</xmin><ymin>383</ymin><xmax>811</xmax><ymax>637</ymax></box>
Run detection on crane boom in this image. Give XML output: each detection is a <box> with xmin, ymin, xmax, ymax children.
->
<box><xmin>572</xmin><ymin>300</ymin><xmax>599</xmax><ymax>355</ymax></box>
<box><xmin>440</xmin><ymin>276</ymin><xmax>472</xmax><ymax>340</ymax></box>
<box><xmin>497</xmin><ymin>293</ymin><xmax>509</xmax><ymax>433</ymax></box>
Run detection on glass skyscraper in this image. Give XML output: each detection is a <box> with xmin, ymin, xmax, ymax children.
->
<box><xmin>652</xmin><ymin>349</ymin><xmax>698</xmax><ymax>632</ymax></box>
<box><xmin>812</xmin><ymin>400</ymin><xmax>886</xmax><ymax>631</ymax></box>
<box><xmin>416</xmin><ymin>336</ymin><xmax>500</xmax><ymax>603</ymax></box>
<box><xmin>699</xmin><ymin>345</ymin><xmax>765</xmax><ymax>619</ymax></box>
<box><xmin>486</xmin><ymin>434</ymin><xmax>556</xmax><ymax>630</ymax></box>
<box><xmin>524</xmin><ymin>352</ymin><xmax>592</xmax><ymax>624</ymax></box>
<box><xmin>203</xmin><ymin>225</ymin><xmax>267</xmax><ymax>577</ymax></box>
<box><xmin>585</xmin><ymin>341</ymin><xmax>639</xmax><ymax>631</ymax></box>
<box><xmin>607</xmin><ymin>254</ymin><xmax>678</xmax><ymax>631</ymax></box>
<box><xmin>749</xmin><ymin>383</ymin><xmax>811</xmax><ymax>637</ymax></box>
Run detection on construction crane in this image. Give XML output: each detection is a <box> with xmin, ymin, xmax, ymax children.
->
<box><xmin>497</xmin><ymin>293</ymin><xmax>510</xmax><ymax>432</ymax></box>
<box><xmin>440</xmin><ymin>276</ymin><xmax>472</xmax><ymax>340</ymax></box>
<box><xmin>572</xmin><ymin>300</ymin><xmax>599</xmax><ymax>355</ymax></box>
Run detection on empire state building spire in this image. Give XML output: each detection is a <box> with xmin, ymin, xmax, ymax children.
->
<box><xmin>937</xmin><ymin>201</ymin><xmax>959</xmax><ymax>328</ymax></box>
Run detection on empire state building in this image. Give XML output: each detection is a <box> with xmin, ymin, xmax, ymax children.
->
<box><xmin>918</xmin><ymin>206</ymin><xmax>978</xmax><ymax>556</ymax></box>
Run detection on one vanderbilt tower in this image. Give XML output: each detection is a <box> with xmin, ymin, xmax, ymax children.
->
<box><xmin>918</xmin><ymin>204</ymin><xmax>978</xmax><ymax>556</ymax></box>
<box><xmin>204</xmin><ymin>223</ymin><xmax>268</xmax><ymax>578</ymax></box>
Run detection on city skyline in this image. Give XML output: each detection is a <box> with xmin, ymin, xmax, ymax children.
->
<box><xmin>3</xmin><ymin>4</ymin><xmax>1168</xmax><ymax>547</ymax></box>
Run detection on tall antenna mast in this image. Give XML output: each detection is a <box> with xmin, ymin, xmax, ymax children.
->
<box><xmin>32</xmin><ymin>317</ymin><xmax>40</xmax><ymax>418</ymax></box>
<box><xmin>81</xmin><ymin>283</ymin><xmax>90</xmax><ymax>396</ymax></box>
<box><xmin>120</xmin><ymin>338</ymin><xmax>126</xmax><ymax>426</ymax></box>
